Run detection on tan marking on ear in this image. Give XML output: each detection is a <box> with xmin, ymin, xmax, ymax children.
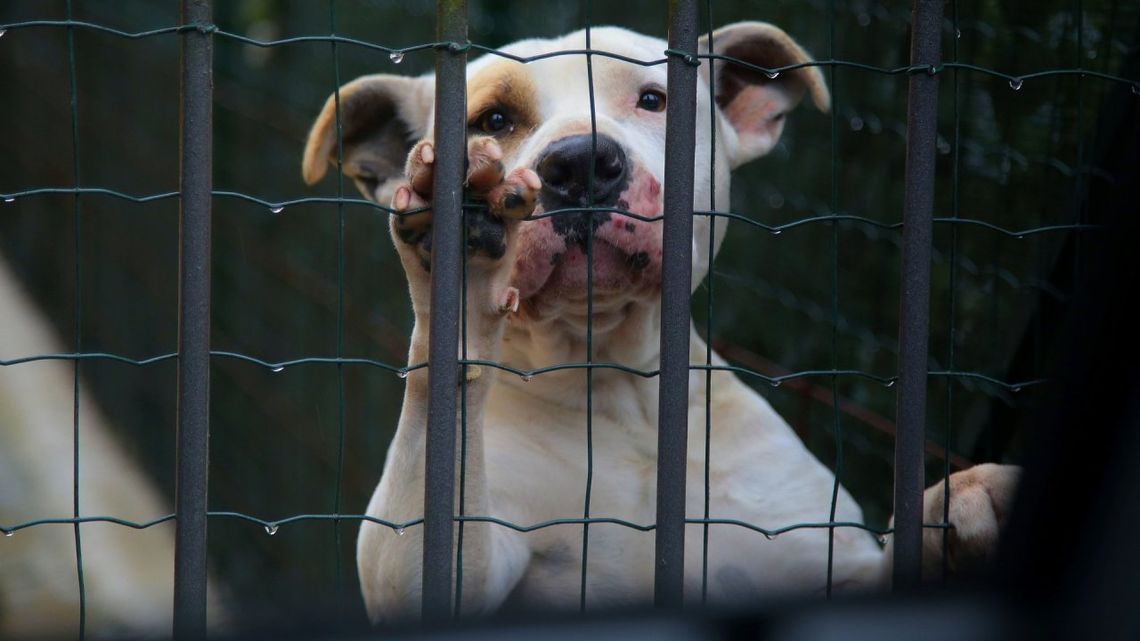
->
<box><xmin>301</xmin><ymin>74</ymin><xmax>432</xmax><ymax>195</ymax></box>
<box><xmin>302</xmin><ymin>83</ymin><xmax>362</xmax><ymax>186</ymax></box>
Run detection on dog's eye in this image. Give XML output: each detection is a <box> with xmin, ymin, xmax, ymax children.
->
<box><xmin>478</xmin><ymin>109</ymin><xmax>511</xmax><ymax>134</ymax></box>
<box><xmin>637</xmin><ymin>90</ymin><xmax>666</xmax><ymax>113</ymax></box>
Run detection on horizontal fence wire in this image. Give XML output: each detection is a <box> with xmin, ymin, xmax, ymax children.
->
<box><xmin>1</xmin><ymin>1</ymin><xmax>1131</xmax><ymax>626</ymax></box>
<box><xmin>0</xmin><ymin>190</ymin><xmax>1113</xmax><ymax>238</ymax></box>
<box><xmin>1</xmin><ymin>19</ymin><xmax>1138</xmax><ymax>89</ymax></box>
<box><xmin>0</xmin><ymin>351</ymin><xmax>1051</xmax><ymax>391</ymax></box>
<box><xmin>4</xmin><ymin>511</ymin><xmax>963</xmax><ymax>539</ymax></box>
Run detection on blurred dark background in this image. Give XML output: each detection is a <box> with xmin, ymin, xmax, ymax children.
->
<box><xmin>0</xmin><ymin>0</ymin><xmax>1136</xmax><ymax>633</ymax></box>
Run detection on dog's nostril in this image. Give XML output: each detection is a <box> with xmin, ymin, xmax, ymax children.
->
<box><xmin>537</xmin><ymin>156</ymin><xmax>571</xmax><ymax>189</ymax></box>
<box><xmin>536</xmin><ymin>133</ymin><xmax>629</xmax><ymax>207</ymax></box>
<box><xmin>598</xmin><ymin>156</ymin><xmax>623</xmax><ymax>182</ymax></box>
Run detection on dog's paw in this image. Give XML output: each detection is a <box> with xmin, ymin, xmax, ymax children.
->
<box><xmin>921</xmin><ymin>463</ymin><xmax>1021</xmax><ymax>576</ymax></box>
<box><xmin>390</xmin><ymin>137</ymin><xmax>540</xmax><ymax>273</ymax></box>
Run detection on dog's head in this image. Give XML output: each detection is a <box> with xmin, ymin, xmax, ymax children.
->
<box><xmin>303</xmin><ymin>22</ymin><xmax>827</xmax><ymax>327</ymax></box>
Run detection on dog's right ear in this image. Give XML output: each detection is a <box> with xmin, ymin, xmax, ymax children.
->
<box><xmin>302</xmin><ymin>74</ymin><xmax>434</xmax><ymax>203</ymax></box>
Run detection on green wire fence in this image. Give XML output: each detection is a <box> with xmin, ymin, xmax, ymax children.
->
<box><xmin>0</xmin><ymin>0</ymin><xmax>1135</xmax><ymax>637</ymax></box>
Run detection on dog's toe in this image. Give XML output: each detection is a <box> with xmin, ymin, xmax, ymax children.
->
<box><xmin>391</xmin><ymin>184</ymin><xmax>432</xmax><ymax>246</ymax></box>
<box><xmin>486</xmin><ymin>168</ymin><xmax>541</xmax><ymax>220</ymax></box>
<box><xmin>406</xmin><ymin>140</ymin><xmax>436</xmax><ymax>197</ymax></box>
<box><xmin>466</xmin><ymin>137</ymin><xmax>506</xmax><ymax>192</ymax></box>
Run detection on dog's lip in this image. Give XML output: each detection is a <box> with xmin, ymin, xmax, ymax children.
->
<box><xmin>521</xmin><ymin>229</ymin><xmax>657</xmax><ymax>303</ymax></box>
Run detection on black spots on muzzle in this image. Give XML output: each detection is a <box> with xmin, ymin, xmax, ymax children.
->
<box><xmin>551</xmin><ymin>210</ymin><xmax>611</xmax><ymax>251</ymax></box>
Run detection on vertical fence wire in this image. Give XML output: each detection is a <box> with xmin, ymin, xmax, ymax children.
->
<box><xmin>173</xmin><ymin>0</ymin><xmax>213</xmax><ymax>636</ymax></box>
<box><xmin>421</xmin><ymin>0</ymin><xmax>467</xmax><ymax>619</ymax></box>
<box><xmin>326</xmin><ymin>0</ymin><xmax>349</xmax><ymax>602</ymax></box>
<box><xmin>64</xmin><ymin>0</ymin><xmax>87</xmax><ymax>636</ymax></box>
<box><xmin>700</xmin><ymin>0</ymin><xmax>716</xmax><ymax>606</ymax></box>
<box><xmin>894</xmin><ymin>0</ymin><xmax>945</xmax><ymax>590</ymax></box>
<box><xmin>454</xmin><ymin>201</ymin><xmax>470</xmax><ymax>611</ymax></box>
<box><xmin>941</xmin><ymin>0</ymin><xmax>962</xmax><ymax>586</ymax></box>
<box><xmin>824</xmin><ymin>0</ymin><xmax>844</xmax><ymax>599</ymax></box>
<box><xmin>654</xmin><ymin>0</ymin><xmax>699</xmax><ymax>610</ymax></box>
<box><xmin>579</xmin><ymin>0</ymin><xmax>598</xmax><ymax>612</ymax></box>
<box><xmin>1072</xmin><ymin>0</ymin><xmax>1086</xmax><ymax>288</ymax></box>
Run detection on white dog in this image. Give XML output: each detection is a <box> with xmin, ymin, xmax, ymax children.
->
<box><xmin>302</xmin><ymin>22</ymin><xmax>1019</xmax><ymax>621</ymax></box>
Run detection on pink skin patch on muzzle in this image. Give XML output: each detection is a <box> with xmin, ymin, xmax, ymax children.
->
<box><xmin>511</xmin><ymin>168</ymin><xmax>663</xmax><ymax>302</ymax></box>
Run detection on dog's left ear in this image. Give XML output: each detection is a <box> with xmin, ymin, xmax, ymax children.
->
<box><xmin>700</xmin><ymin>22</ymin><xmax>830</xmax><ymax>168</ymax></box>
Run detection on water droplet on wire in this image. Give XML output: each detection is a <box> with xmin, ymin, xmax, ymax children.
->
<box><xmin>389</xmin><ymin>51</ymin><xmax>404</xmax><ymax>64</ymax></box>
<box><xmin>770</xmin><ymin>379</ymin><xmax>782</xmax><ymax>388</ymax></box>
<box><xmin>269</xmin><ymin>205</ymin><xmax>285</xmax><ymax>214</ymax></box>
<box><xmin>271</xmin><ymin>366</ymin><xmax>285</xmax><ymax>373</ymax></box>
<box><xmin>396</xmin><ymin>527</ymin><xmax>406</xmax><ymax>536</ymax></box>
<box><xmin>397</xmin><ymin>370</ymin><xmax>409</xmax><ymax>379</ymax></box>
<box><xmin>264</xmin><ymin>524</ymin><xmax>279</xmax><ymax>536</ymax></box>
<box><xmin>3</xmin><ymin>197</ymin><xmax>14</xmax><ymax>203</ymax></box>
<box><xmin>877</xmin><ymin>535</ymin><xmax>889</xmax><ymax>545</ymax></box>
<box><xmin>764</xmin><ymin>70</ymin><xmax>780</xmax><ymax>80</ymax></box>
<box><xmin>770</xmin><ymin>229</ymin><xmax>782</xmax><ymax>236</ymax></box>
<box><xmin>764</xmin><ymin>533</ymin><xmax>777</xmax><ymax>541</ymax></box>
<box><xmin>0</xmin><ymin>30</ymin><xmax>7</xmax><ymax>39</ymax></box>
<box><xmin>1008</xmin><ymin>78</ymin><xmax>1023</xmax><ymax>91</ymax></box>
<box><xmin>1011</xmin><ymin>386</ymin><xmax>1022</xmax><ymax>393</ymax></box>
<box><xmin>3</xmin><ymin>531</ymin><xmax>13</xmax><ymax>538</ymax></box>
<box><xmin>884</xmin><ymin>379</ymin><xmax>896</xmax><ymax>388</ymax></box>
<box><xmin>521</xmin><ymin>374</ymin><xmax>532</xmax><ymax>382</ymax></box>
<box><xmin>955</xmin><ymin>29</ymin><xmax>962</xmax><ymax>39</ymax></box>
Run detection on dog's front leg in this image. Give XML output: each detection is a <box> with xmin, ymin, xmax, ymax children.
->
<box><xmin>357</xmin><ymin>137</ymin><xmax>539</xmax><ymax>621</ymax></box>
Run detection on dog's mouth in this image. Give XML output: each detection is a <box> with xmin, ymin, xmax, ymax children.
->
<box><xmin>510</xmin><ymin>169</ymin><xmax>664</xmax><ymax>309</ymax></box>
<box><xmin>542</xmin><ymin>233</ymin><xmax>657</xmax><ymax>294</ymax></box>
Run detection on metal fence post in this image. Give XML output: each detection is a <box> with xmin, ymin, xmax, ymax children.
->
<box><xmin>173</xmin><ymin>0</ymin><xmax>213</xmax><ymax>637</ymax></box>
<box><xmin>894</xmin><ymin>0</ymin><xmax>944</xmax><ymax>591</ymax></box>
<box><xmin>422</xmin><ymin>0</ymin><xmax>467</xmax><ymax>620</ymax></box>
<box><xmin>655</xmin><ymin>0</ymin><xmax>699</xmax><ymax>610</ymax></box>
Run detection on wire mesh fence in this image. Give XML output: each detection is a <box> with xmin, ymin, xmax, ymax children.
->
<box><xmin>0</xmin><ymin>0</ymin><xmax>1136</xmax><ymax>637</ymax></box>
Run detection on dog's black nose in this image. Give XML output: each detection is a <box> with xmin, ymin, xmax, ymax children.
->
<box><xmin>536</xmin><ymin>134</ymin><xmax>629</xmax><ymax>209</ymax></box>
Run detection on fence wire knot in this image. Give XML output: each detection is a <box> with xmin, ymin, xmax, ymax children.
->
<box><xmin>664</xmin><ymin>48</ymin><xmax>701</xmax><ymax>67</ymax></box>
<box><xmin>905</xmin><ymin>63</ymin><xmax>943</xmax><ymax>76</ymax></box>
<box><xmin>433</xmin><ymin>40</ymin><xmax>471</xmax><ymax>54</ymax></box>
<box><xmin>176</xmin><ymin>22</ymin><xmax>217</xmax><ymax>35</ymax></box>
